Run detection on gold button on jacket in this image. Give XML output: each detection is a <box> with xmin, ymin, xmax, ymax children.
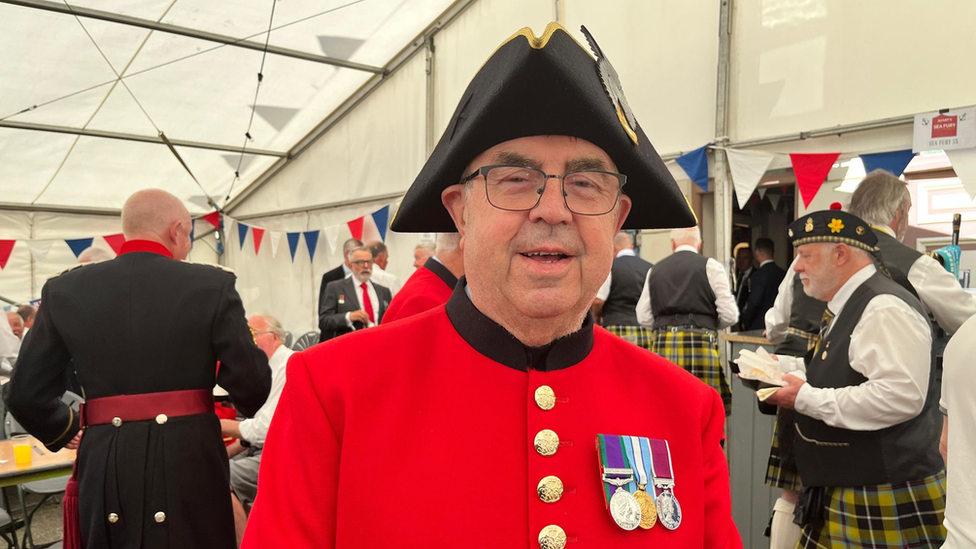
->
<box><xmin>538</xmin><ymin>524</ymin><xmax>567</xmax><ymax>549</ymax></box>
<box><xmin>537</xmin><ymin>475</ymin><xmax>564</xmax><ymax>503</ymax></box>
<box><xmin>154</xmin><ymin>511</ymin><xmax>166</xmax><ymax>523</ymax></box>
<box><xmin>111</xmin><ymin>417</ymin><xmax>122</xmax><ymax>427</ymax></box>
<box><xmin>534</xmin><ymin>385</ymin><xmax>556</xmax><ymax>410</ymax></box>
<box><xmin>533</xmin><ymin>429</ymin><xmax>559</xmax><ymax>457</ymax></box>
<box><xmin>155</xmin><ymin>414</ymin><xmax>168</xmax><ymax>425</ymax></box>
<box><xmin>108</xmin><ymin>512</ymin><xmax>119</xmax><ymax>524</ymax></box>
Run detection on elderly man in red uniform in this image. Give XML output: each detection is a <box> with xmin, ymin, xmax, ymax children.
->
<box><xmin>383</xmin><ymin>233</ymin><xmax>464</xmax><ymax>323</ymax></box>
<box><xmin>244</xmin><ymin>23</ymin><xmax>740</xmax><ymax>549</ymax></box>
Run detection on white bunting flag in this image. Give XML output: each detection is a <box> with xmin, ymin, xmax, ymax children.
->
<box><xmin>268</xmin><ymin>230</ymin><xmax>283</xmax><ymax>258</ymax></box>
<box><xmin>758</xmin><ymin>188</ymin><xmax>767</xmax><ymax>200</ymax></box>
<box><xmin>769</xmin><ymin>193</ymin><xmax>782</xmax><ymax>211</ymax></box>
<box><xmin>945</xmin><ymin>147</ymin><xmax>976</xmax><ymax>200</ymax></box>
<box><xmin>26</xmin><ymin>239</ymin><xmax>55</xmax><ymax>265</ymax></box>
<box><xmin>726</xmin><ymin>149</ymin><xmax>776</xmax><ymax>209</ymax></box>
<box><xmin>324</xmin><ymin>225</ymin><xmax>340</xmax><ymax>257</ymax></box>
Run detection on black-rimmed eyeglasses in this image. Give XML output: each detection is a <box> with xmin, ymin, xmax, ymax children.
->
<box><xmin>460</xmin><ymin>164</ymin><xmax>627</xmax><ymax>216</ymax></box>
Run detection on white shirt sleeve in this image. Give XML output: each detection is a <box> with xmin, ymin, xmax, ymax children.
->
<box><xmin>941</xmin><ymin>314</ymin><xmax>976</xmax><ymax>548</ymax></box>
<box><xmin>636</xmin><ymin>268</ymin><xmax>654</xmax><ymax>328</ymax></box>
<box><xmin>0</xmin><ymin>319</ymin><xmax>18</xmax><ymax>361</ymax></box>
<box><xmin>764</xmin><ymin>258</ymin><xmax>798</xmax><ymax>344</ymax></box>
<box><xmin>794</xmin><ymin>294</ymin><xmax>932</xmax><ymax>431</ymax></box>
<box><xmin>239</xmin><ymin>349</ymin><xmax>292</xmax><ymax>446</ymax></box>
<box><xmin>705</xmin><ymin>258</ymin><xmax>739</xmax><ymax>329</ymax></box>
<box><xmin>596</xmin><ymin>272</ymin><xmax>612</xmax><ymax>302</ymax></box>
<box><xmin>909</xmin><ymin>254</ymin><xmax>976</xmax><ymax>334</ymax></box>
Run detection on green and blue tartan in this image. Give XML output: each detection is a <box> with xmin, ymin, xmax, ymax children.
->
<box><xmin>798</xmin><ymin>471</ymin><xmax>947</xmax><ymax>549</ymax></box>
<box><xmin>651</xmin><ymin>326</ymin><xmax>731</xmax><ymax>416</ymax></box>
<box><xmin>604</xmin><ymin>325</ymin><xmax>654</xmax><ymax>351</ymax></box>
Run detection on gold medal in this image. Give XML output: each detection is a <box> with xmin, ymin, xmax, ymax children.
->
<box><xmin>634</xmin><ymin>486</ymin><xmax>657</xmax><ymax>529</ymax></box>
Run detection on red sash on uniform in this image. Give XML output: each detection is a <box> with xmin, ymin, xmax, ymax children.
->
<box><xmin>64</xmin><ymin>389</ymin><xmax>214</xmax><ymax>549</ymax></box>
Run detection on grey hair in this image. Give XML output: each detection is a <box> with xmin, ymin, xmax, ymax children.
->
<box><xmin>367</xmin><ymin>241</ymin><xmax>388</xmax><ymax>257</ymax></box>
<box><xmin>848</xmin><ymin>170</ymin><xmax>910</xmax><ymax>227</ymax></box>
<box><xmin>342</xmin><ymin>238</ymin><xmax>364</xmax><ymax>257</ymax></box>
<box><xmin>435</xmin><ymin>233</ymin><xmax>461</xmax><ymax>254</ymax></box>
<box><xmin>415</xmin><ymin>241</ymin><xmax>436</xmax><ymax>254</ymax></box>
<box><xmin>670</xmin><ymin>226</ymin><xmax>701</xmax><ymax>246</ymax></box>
<box><xmin>348</xmin><ymin>246</ymin><xmax>371</xmax><ymax>257</ymax></box>
<box><xmin>78</xmin><ymin>246</ymin><xmax>115</xmax><ymax>263</ymax></box>
<box><xmin>256</xmin><ymin>314</ymin><xmax>286</xmax><ymax>340</ymax></box>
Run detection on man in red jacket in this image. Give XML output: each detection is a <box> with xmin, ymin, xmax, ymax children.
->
<box><xmin>383</xmin><ymin>233</ymin><xmax>464</xmax><ymax>324</ymax></box>
<box><xmin>243</xmin><ymin>22</ymin><xmax>741</xmax><ymax>549</ymax></box>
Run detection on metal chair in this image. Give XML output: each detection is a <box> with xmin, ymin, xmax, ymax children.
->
<box><xmin>0</xmin><ymin>506</ymin><xmax>17</xmax><ymax>549</ymax></box>
<box><xmin>284</xmin><ymin>331</ymin><xmax>294</xmax><ymax>349</ymax></box>
<box><xmin>292</xmin><ymin>331</ymin><xmax>320</xmax><ymax>351</ymax></box>
<box><xmin>6</xmin><ymin>391</ymin><xmax>83</xmax><ymax>548</ymax></box>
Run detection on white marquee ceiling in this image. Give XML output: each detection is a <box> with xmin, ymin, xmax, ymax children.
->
<box><xmin>0</xmin><ymin>0</ymin><xmax>455</xmax><ymax>214</ymax></box>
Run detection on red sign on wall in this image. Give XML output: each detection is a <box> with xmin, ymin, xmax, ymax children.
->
<box><xmin>931</xmin><ymin>114</ymin><xmax>958</xmax><ymax>138</ymax></box>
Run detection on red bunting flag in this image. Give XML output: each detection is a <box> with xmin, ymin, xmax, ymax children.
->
<box><xmin>0</xmin><ymin>240</ymin><xmax>15</xmax><ymax>270</ymax></box>
<box><xmin>202</xmin><ymin>211</ymin><xmax>221</xmax><ymax>229</ymax></box>
<box><xmin>347</xmin><ymin>217</ymin><xmax>364</xmax><ymax>241</ymax></box>
<box><xmin>252</xmin><ymin>228</ymin><xmax>265</xmax><ymax>254</ymax></box>
<box><xmin>790</xmin><ymin>153</ymin><xmax>840</xmax><ymax>208</ymax></box>
<box><xmin>103</xmin><ymin>234</ymin><xmax>126</xmax><ymax>255</ymax></box>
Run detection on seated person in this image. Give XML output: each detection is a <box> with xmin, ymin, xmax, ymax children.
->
<box><xmin>220</xmin><ymin>314</ymin><xmax>294</xmax><ymax>539</ymax></box>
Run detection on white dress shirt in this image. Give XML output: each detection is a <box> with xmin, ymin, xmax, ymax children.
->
<box><xmin>344</xmin><ymin>277</ymin><xmax>381</xmax><ymax>328</ymax></box>
<box><xmin>370</xmin><ymin>265</ymin><xmax>401</xmax><ymax>297</ymax></box>
<box><xmin>777</xmin><ymin>264</ymin><xmax>932</xmax><ymax>431</ymax></box>
<box><xmin>239</xmin><ymin>344</ymin><xmax>294</xmax><ymax>446</ymax></box>
<box><xmin>0</xmin><ymin>319</ymin><xmax>19</xmax><ymax>375</ymax></box>
<box><xmin>596</xmin><ymin>248</ymin><xmax>637</xmax><ymax>301</ymax></box>
<box><xmin>636</xmin><ymin>245</ymin><xmax>739</xmax><ymax>329</ymax></box>
<box><xmin>873</xmin><ymin>224</ymin><xmax>976</xmax><ymax>333</ymax></box>
<box><xmin>941</xmin><ymin>314</ymin><xmax>976</xmax><ymax>548</ymax></box>
<box><xmin>764</xmin><ymin>256</ymin><xmax>800</xmax><ymax>344</ymax></box>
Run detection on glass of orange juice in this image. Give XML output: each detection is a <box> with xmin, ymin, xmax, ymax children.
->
<box><xmin>12</xmin><ymin>435</ymin><xmax>32</xmax><ymax>465</ymax></box>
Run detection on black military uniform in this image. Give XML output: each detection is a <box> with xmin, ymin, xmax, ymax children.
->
<box><xmin>6</xmin><ymin>239</ymin><xmax>270</xmax><ymax>549</ymax></box>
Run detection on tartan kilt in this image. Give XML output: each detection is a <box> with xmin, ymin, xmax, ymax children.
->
<box><xmin>604</xmin><ymin>325</ymin><xmax>654</xmax><ymax>351</ymax></box>
<box><xmin>799</xmin><ymin>471</ymin><xmax>947</xmax><ymax>549</ymax></box>
<box><xmin>651</xmin><ymin>326</ymin><xmax>731</xmax><ymax>415</ymax></box>
<box><xmin>765</xmin><ymin>410</ymin><xmax>802</xmax><ymax>492</ymax></box>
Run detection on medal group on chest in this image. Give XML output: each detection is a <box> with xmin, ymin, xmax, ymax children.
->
<box><xmin>597</xmin><ymin>435</ymin><xmax>682</xmax><ymax>532</ymax></box>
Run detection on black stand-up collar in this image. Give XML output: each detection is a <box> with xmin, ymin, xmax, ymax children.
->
<box><xmin>423</xmin><ymin>257</ymin><xmax>459</xmax><ymax>290</ymax></box>
<box><xmin>445</xmin><ymin>277</ymin><xmax>593</xmax><ymax>372</ymax></box>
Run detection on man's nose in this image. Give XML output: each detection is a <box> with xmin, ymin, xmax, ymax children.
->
<box><xmin>528</xmin><ymin>178</ymin><xmax>573</xmax><ymax>225</ymax></box>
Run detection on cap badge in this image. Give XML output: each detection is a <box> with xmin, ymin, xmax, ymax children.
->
<box><xmin>788</xmin><ymin>228</ymin><xmax>794</xmax><ymax>237</ymax></box>
<box><xmin>805</xmin><ymin>218</ymin><xmax>814</xmax><ymax>233</ymax></box>
<box><xmin>828</xmin><ymin>219</ymin><xmax>845</xmax><ymax>234</ymax></box>
<box><xmin>856</xmin><ymin>226</ymin><xmax>865</xmax><ymax>235</ymax></box>
<box><xmin>581</xmin><ymin>26</ymin><xmax>638</xmax><ymax>146</ymax></box>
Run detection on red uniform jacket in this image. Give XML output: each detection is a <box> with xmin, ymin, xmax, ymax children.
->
<box><xmin>382</xmin><ymin>257</ymin><xmax>458</xmax><ymax>324</ymax></box>
<box><xmin>244</xmin><ymin>281</ymin><xmax>741</xmax><ymax>549</ymax></box>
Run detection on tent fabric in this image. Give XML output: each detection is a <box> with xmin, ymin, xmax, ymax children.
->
<box><xmin>0</xmin><ymin>0</ymin><xmax>456</xmax><ymax>214</ymax></box>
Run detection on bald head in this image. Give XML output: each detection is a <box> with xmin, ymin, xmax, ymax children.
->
<box><xmin>122</xmin><ymin>189</ymin><xmax>193</xmax><ymax>260</ymax></box>
<box><xmin>613</xmin><ymin>232</ymin><xmax>633</xmax><ymax>255</ymax></box>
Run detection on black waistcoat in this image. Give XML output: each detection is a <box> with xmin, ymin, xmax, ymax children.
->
<box><xmin>794</xmin><ymin>272</ymin><xmax>942</xmax><ymax>487</ymax></box>
<box><xmin>602</xmin><ymin>255</ymin><xmax>653</xmax><ymax>327</ymax></box>
<box><xmin>649</xmin><ymin>251</ymin><xmax>717</xmax><ymax>330</ymax></box>
<box><xmin>775</xmin><ymin>272</ymin><xmax>827</xmax><ymax>356</ymax></box>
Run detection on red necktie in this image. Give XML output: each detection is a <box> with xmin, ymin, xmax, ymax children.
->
<box><xmin>360</xmin><ymin>282</ymin><xmax>375</xmax><ymax>324</ymax></box>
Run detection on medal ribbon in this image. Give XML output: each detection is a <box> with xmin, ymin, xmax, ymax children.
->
<box><xmin>597</xmin><ymin>434</ymin><xmax>634</xmax><ymax>503</ymax></box>
<box><xmin>648</xmin><ymin>438</ymin><xmax>675</xmax><ymax>489</ymax></box>
<box><xmin>629</xmin><ymin>436</ymin><xmax>651</xmax><ymax>488</ymax></box>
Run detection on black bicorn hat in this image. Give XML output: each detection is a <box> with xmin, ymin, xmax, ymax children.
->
<box><xmin>390</xmin><ymin>22</ymin><xmax>697</xmax><ymax>233</ymax></box>
<box><xmin>788</xmin><ymin>210</ymin><xmax>879</xmax><ymax>253</ymax></box>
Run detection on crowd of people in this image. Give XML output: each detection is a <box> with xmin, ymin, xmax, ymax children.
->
<box><xmin>1</xmin><ymin>21</ymin><xmax>974</xmax><ymax>549</ymax></box>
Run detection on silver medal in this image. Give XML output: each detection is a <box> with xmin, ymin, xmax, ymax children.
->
<box><xmin>609</xmin><ymin>487</ymin><xmax>642</xmax><ymax>531</ymax></box>
<box><xmin>655</xmin><ymin>489</ymin><xmax>682</xmax><ymax>530</ymax></box>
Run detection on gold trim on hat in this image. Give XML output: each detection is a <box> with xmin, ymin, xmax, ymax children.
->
<box><xmin>616</xmin><ymin>104</ymin><xmax>639</xmax><ymax>145</ymax></box>
<box><xmin>790</xmin><ymin>235</ymin><xmax>879</xmax><ymax>253</ymax></box>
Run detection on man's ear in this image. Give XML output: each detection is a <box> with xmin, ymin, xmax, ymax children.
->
<box><xmin>614</xmin><ymin>195</ymin><xmax>633</xmax><ymax>233</ymax></box>
<box><xmin>442</xmin><ymin>184</ymin><xmax>468</xmax><ymax>235</ymax></box>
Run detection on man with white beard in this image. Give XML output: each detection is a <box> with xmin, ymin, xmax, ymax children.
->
<box><xmin>766</xmin><ymin>210</ymin><xmax>946</xmax><ymax>548</ymax></box>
